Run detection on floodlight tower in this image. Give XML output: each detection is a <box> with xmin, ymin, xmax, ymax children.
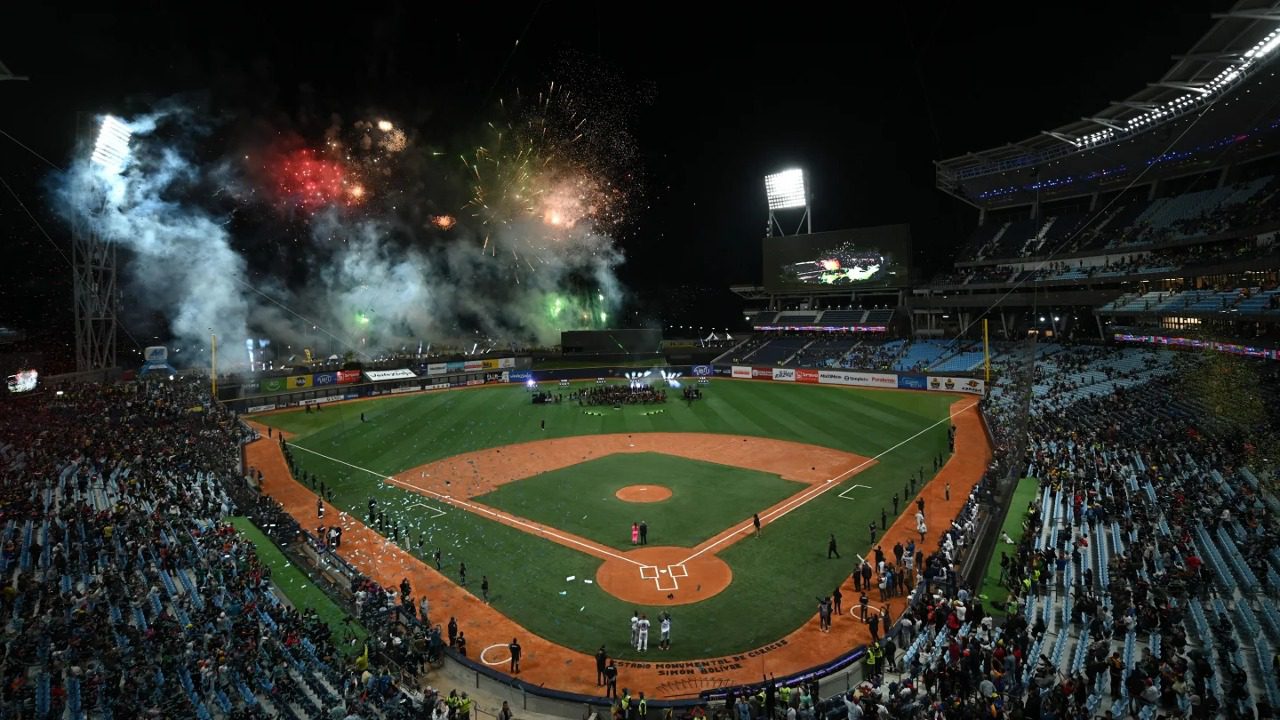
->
<box><xmin>764</xmin><ymin>168</ymin><xmax>811</xmax><ymax>237</ymax></box>
<box><xmin>73</xmin><ymin>115</ymin><xmax>131</xmax><ymax>373</ymax></box>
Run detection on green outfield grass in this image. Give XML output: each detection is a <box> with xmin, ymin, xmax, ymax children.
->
<box><xmin>228</xmin><ymin>517</ymin><xmax>367</xmax><ymax>654</ymax></box>
<box><xmin>255</xmin><ymin>379</ymin><xmax>963</xmax><ymax>660</ymax></box>
<box><xmin>977</xmin><ymin>477</ymin><xmax>1040</xmax><ymax>614</ymax></box>
<box><xmin>474</xmin><ymin>453</ymin><xmax>806</xmax><ymax>550</ymax></box>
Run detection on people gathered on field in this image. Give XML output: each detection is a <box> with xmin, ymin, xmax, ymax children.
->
<box><xmin>574</xmin><ymin>383</ymin><xmax>667</xmax><ymax>406</ymax></box>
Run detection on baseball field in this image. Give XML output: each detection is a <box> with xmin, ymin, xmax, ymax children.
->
<box><xmin>246</xmin><ymin>378</ymin><xmax>987</xmax><ymax>697</ymax></box>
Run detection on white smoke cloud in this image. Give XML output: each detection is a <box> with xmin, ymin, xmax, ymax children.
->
<box><xmin>53</xmin><ymin>108</ymin><xmax>253</xmax><ymax>354</ymax></box>
<box><xmin>51</xmin><ymin>104</ymin><xmax>628</xmax><ymax>369</ymax></box>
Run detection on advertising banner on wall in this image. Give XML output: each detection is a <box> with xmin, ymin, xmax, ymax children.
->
<box><xmin>692</xmin><ymin>365</ymin><xmax>713</xmax><ymax>376</ymax></box>
<box><xmin>365</xmin><ymin>369</ymin><xmax>418</xmax><ymax>382</ymax></box>
<box><xmin>498</xmin><ymin>357</ymin><xmax>516</xmax><ymax>369</ymax></box>
<box><xmin>772</xmin><ymin>368</ymin><xmax>796</xmax><ymax>381</ymax></box>
<box><xmin>927</xmin><ymin>376</ymin><xmax>985</xmax><ymax>395</ymax></box>
<box><xmin>312</xmin><ymin>371</ymin><xmax>338</xmax><ymax>386</ymax></box>
<box><xmin>751</xmin><ymin>367</ymin><xmax>772</xmax><ymax>379</ymax></box>
<box><xmin>796</xmin><ymin>368</ymin><xmax>820</xmax><ymax>384</ymax></box>
<box><xmin>464</xmin><ymin>360</ymin><xmax>485</xmax><ymax>371</ymax></box>
<box><xmin>261</xmin><ymin>378</ymin><xmax>285</xmax><ymax>393</ymax></box>
<box><xmin>897</xmin><ymin>375</ymin><xmax>927</xmax><ymax>390</ymax></box>
<box><xmin>286</xmin><ymin>375</ymin><xmax>312</xmax><ymax>390</ymax></box>
<box><xmin>337</xmin><ymin>369</ymin><xmax>362</xmax><ymax>384</ymax></box>
<box><xmin>426</xmin><ymin>363</ymin><xmax>448</xmax><ymax>376</ymax></box>
<box><xmin>508</xmin><ymin>370</ymin><xmax>533</xmax><ymax>383</ymax></box>
<box><xmin>817</xmin><ymin>370</ymin><xmax>898</xmax><ymax>388</ymax></box>
<box><xmin>731</xmin><ymin>366</ymin><xmax>752</xmax><ymax>379</ymax></box>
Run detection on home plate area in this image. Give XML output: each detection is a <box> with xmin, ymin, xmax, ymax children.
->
<box><xmin>639</xmin><ymin>563</ymin><xmax>688</xmax><ymax>591</ymax></box>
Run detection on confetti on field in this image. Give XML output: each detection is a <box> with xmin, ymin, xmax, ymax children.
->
<box><xmin>583</xmin><ymin>579</ymin><xmax>593</xmax><ymax>584</ymax></box>
<box><xmin>565</xmin><ymin>575</ymin><xmax>576</xmax><ymax>582</ymax></box>
<box><xmin>559</xmin><ymin>591</ymin><xmax>568</xmax><ymax>596</ymax></box>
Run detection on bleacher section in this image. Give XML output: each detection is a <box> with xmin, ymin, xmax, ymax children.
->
<box><xmin>893</xmin><ymin>340</ymin><xmax>950</xmax><ymax>372</ymax></box>
<box><xmin>752</xmin><ymin>309</ymin><xmax>894</xmax><ymax>328</ymax></box>
<box><xmin>1099</xmin><ymin>286</ymin><xmax>1280</xmax><ymax>319</ymax></box>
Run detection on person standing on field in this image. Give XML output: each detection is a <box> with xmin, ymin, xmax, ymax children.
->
<box><xmin>637</xmin><ymin>614</ymin><xmax>651</xmax><ymax>652</ymax></box>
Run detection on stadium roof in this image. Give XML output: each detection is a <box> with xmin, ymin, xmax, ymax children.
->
<box><xmin>937</xmin><ymin>1</ymin><xmax>1280</xmax><ymax>209</ymax></box>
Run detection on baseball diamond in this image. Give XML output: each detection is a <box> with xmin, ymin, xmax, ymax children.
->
<box><xmin>248</xmin><ymin>377</ymin><xmax>988</xmax><ymax>697</ymax></box>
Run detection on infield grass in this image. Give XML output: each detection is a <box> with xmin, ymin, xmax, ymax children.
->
<box><xmin>474</xmin><ymin>453</ymin><xmax>806</xmax><ymax>550</ymax></box>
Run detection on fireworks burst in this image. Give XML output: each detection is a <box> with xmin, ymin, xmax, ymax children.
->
<box><xmin>462</xmin><ymin>82</ymin><xmax>635</xmax><ymax>235</ymax></box>
<box><xmin>268</xmin><ymin>148</ymin><xmax>364</xmax><ymax>209</ymax></box>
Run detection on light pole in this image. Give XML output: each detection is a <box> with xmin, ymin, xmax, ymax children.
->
<box><xmin>210</xmin><ymin>331</ymin><xmax>218</xmax><ymax>398</ymax></box>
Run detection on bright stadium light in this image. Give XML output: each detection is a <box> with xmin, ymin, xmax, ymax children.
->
<box><xmin>764</xmin><ymin>169</ymin><xmax>807</xmax><ymax>210</ymax></box>
<box><xmin>764</xmin><ymin>168</ymin><xmax>812</xmax><ymax>236</ymax></box>
<box><xmin>90</xmin><ymin>115</ymin><xmax>132</xmax><ymax>174</ymax></box>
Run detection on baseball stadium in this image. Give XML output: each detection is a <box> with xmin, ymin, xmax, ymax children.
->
<box><xmin>4</xmin><ymin>3</ymin><xmax>1280</xmax><ymax>720</ymax></box>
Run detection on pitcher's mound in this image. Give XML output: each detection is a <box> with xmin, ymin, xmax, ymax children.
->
<box><xmin>615</xmin><ymin>485</ymin><xmax>672</xmax><ymax>503</ymax></box>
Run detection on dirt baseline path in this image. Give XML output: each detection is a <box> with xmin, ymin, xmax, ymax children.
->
<box><xmin>246</xmin><ymin>397</ymin><xmax>990</xmax><ymax>699</ymax></box>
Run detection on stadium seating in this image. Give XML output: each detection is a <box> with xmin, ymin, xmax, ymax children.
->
<box><xmin>0</xmin><ymin>382</ymin><xmax>429</xmax><ymax>719</ymax></box>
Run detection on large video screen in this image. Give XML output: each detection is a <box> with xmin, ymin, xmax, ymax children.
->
<box><xmin>763</xmin><ymin>225</ymin><xmax>911</xmax><ymax>291</ymax></box>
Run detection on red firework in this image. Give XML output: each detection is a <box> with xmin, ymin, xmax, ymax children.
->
<box><xmin>269</xmin><ymin>148</ymin><xmax>364</xmax><ymax>208</ymax></box>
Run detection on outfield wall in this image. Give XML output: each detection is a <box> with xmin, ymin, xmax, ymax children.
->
<box><xmin>226</xmin><ymin>362</ymin><xmax>986</xmax><ymax>414</ymax></box>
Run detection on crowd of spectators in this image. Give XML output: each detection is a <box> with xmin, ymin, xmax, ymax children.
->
<box><xmin>0</xmin><ymin>380</ymin><xmax>432</xmax><ymax>719</ymax></box>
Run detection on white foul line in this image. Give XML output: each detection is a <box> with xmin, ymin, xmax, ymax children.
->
<box><xmin>678</xmin><ymin>401</ymin><xmax>978</xmax><ymax>565</ymax></box>
<box><xmin>287</xmin><ymin>442</ymin><xmax>646</xmax><ymax>568</ymax></box>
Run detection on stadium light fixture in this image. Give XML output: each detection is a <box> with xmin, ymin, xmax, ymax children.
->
<box><xmin>764</xmin><ymin>168</ymin><xmax>812</xmax><ymax>236</ymax></box>
<box><xmin>90</xmin><ymin>115</ymin><xmax>132</xmax><ymax>174</ymax></box>
<box><xmin>764</xmin><ymin>169</ymin><xmax>807</xmax><ymax>210</ymax></box>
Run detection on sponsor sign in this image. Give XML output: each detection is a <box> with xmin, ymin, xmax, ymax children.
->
<box><xmin>692</xmin><ymin>365</ymin><xmax>713</xmax><ymax>376</ymax></box>
<box><xmin>247</xmin><ymin>404</ymin><xmax>277</xmax><ymax>413</ymax></box>
<box><xmin>464</xmin><ymin>360</ymin><xmax>484</xmax><ymax>371</ymax></box>
<box><xmin>751</xmin><ymin>367</ymin><xmax>773</xmax><ymax>379</ymax></box>
<box><xmin>336</xmin><ymin>369</ymin><xmax>362</xmax><ymax>384</ymax></box>
<box><xmin>498</xmin><ymin>357</ymin><xmax>516</xmax><ymax>369</ymax></box>
<box><xmin>796</xmin><ymin>368</ymin><xmax>820</xmax><ymax>384</ymax></box>
<box><xmin>927</xmin><ymin>375</ymin><xmax>985</xmax><ymax>395</ymax></box>
<box><xmin>144</xmin><ymin>346</ymin><xmax>168</xmax><ymax>363</ymax></box>
<box><xmin>424</xmin><ymin>382</ymin><xmax>450</xmax><ymax>391</ymax></box>
<box><xmin>312</xmin><ymin>371</ymin><xmax>338</xmax><ymax>386</ymax></box>
<box><xmin>446</xmin><ymin>361</ymin><xmax>465</xmax><ymax>372</ymax></box>
<box><xmin>480</xmin><ymin>359</ymin><xmax>499</xmax><ymax>370</ymax></box>
<box><xmin>596</xmin><ymin>378</ymin><xmax>606</xmax><ymax>384</ymax></box>
<box><xmin>897</xmin><ymin>375</ymin><xmax>927</xmax><ymax>390</ymax></box>
<box><xmin>465</xmin><ymin>378</ymin><xmax>487</xmax><ymax>386</ymax></box>
<box><xmin>286</xmin><ymin>374</ymin><xmax>313</xmax><ymax>389</ymax></box>
<box><xmin>508</xmin><ymin>370</ymin><xmax>534</xmax><ymax>383</ymax></box>
<box><xmin>364</xmin><ymin>369</ymin><xmax>418</xmax><ymax>382</ymax></box>
<box><xmin>388</xmin><ymin>384</ymin><xmax>422</xmax><ymax>394</ymax></box>
<box><xmin>731</xmin><ymin>365</ymin><xmax>752</xmax><ymax>379</ymax></box>
<box><xmin>817</xmin><ymin>370</ymin><xmax>898</xmax><ymax>388</ymax></box>
<box><xmin>426</xmin><ymin>363</ymin><xmax>448</xmax><ymax>376</ymax></box>
<box><xmin>261</xmin><ymin>377</ymin><xmax>285</xmax><ymax>393</ymax></box>
<box><xmin>299</xmin><ymin>394</ymin><xmax>344</xmax><ymax>405</ymax></box>
<box><xmin>559</xmin><ymin>379</ymin><xmax>570</xmax><ymax>387</ymax></box>
<box><xmin>772</xmin><ymin>368</ymin><xmax>796</xmax><ymax>382</ymax></box>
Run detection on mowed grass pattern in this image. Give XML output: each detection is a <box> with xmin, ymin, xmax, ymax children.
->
<box><xmin>258</xmin><ymin>379</ymin><xmax>961</xmax><ymax>659</ymax></box>
<box><xmin>474</xmin><ymin>453</ymin><xmax>806</xmax><ymax>550</ymax></box>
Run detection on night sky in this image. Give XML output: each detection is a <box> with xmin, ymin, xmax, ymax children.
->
<box><xmin>0</xmin><ymin>2</ymin><xmax>1213</xmax><ymax>364</ymax></box>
